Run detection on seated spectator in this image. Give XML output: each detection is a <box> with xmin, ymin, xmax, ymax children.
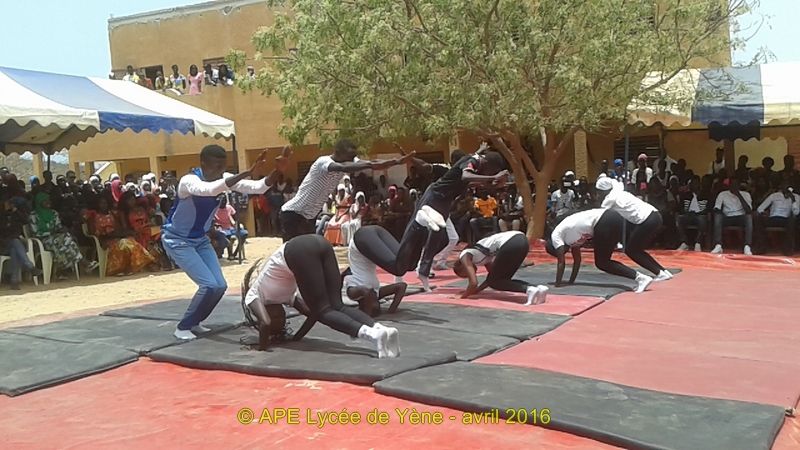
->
<box><xmin>187</xmin><ymin>64</ymin><xmax>203</xmax><ymax>95</ymax></box>
<box><xmin>755</xmin><ymin>157</ymin><xmax>778</xmax><ymax>187</ymax></box>
<box><xmin>154</xmin><ymin>71</ymin><xmax>166</xmax><ymax>90</ymax></box>
<box><xmin>470</xmin><ymin>189</ymin><xmax>500</xmax><ymax>239</ymax></box>
<box><xmin>632</xmin><ymin>153</ymin><xmax>653</xmax><ymax>198</ymax></box>
<box><xmin>676</xmin><ymin>176</ymin><xmax>710</xmax><ymax>251</ymax></box>
<box><xmin>315</xmin><ymin>196</ymin><xmax>336</xmax><ymax>235</ymax></box>
<box><xmin>709</xmin><ymin>148</ymin><xmax>725</xmax><ymax>176</ymax></box>
<box><xmin>711</xmin><ymin>179</ymin><xmax>753</xmax><ymax>255</ymax></box>
<box><xmin>214</xmin><ymin>196</ymin><xmax>248</xmax><ymax>259</ymax></box>
<box><xmin>1</xmin><ymin>197</ymin><xmax>41</xmax><ymax>290</ymax></box>
<box><xmin>549</xmin><ymin>177</ymin><xmax>576</xmax><ymax>223</ymax></box>
<box><xmin>673</xmin><ymin>159</ymin><xmax>689</xmax><ymax>185</ymax></box>
<box><xmin>755</xmin><ymin>181</ymin><xmax>799</xmax><ymax>255</ymax></box>
<box><xmin>734</xmin><ymin>155</ymin><xmax>751</xmax><ymax>182</ymax></box>
<box><xmin>168</xmin><ymin>65</ymin><xmax>187</xmax><ymax>93</ymax></box>
<box><xmin>119</xmin><ymin>191</ymin><xmax>163</xmax><ymax>265</ymax></box>
<box><xmin>780</xmin><ymin>154</ymin><xmax>800</xmax><ymax>189</ymax></box>
<box><xmin>346</xmin><ymin>191</ymin><xmax>368</xmax><ymax>244</ymax></box>
<box><xmin>217</xmin><ymin>64</ymin><xmax>235</xmax><ymax>86</ymax></box>
<box><xmin>324</xmin><ymin>185</ymin><xmax>352</xmax><ymax>245</ymax></box>
<box><xmin>499</xmin><ymin>193</ymin><xmax>524</xmax><ymax>232</ymax></box>
<box><xmin>30</xmin><ymin>193</ymin><xmax>96</xmax><ymax>276</ymax></box>
<box><xmin>89</xmin><ymin>197</ymin><xmax>155</xmax><ymax>276</ymax></box>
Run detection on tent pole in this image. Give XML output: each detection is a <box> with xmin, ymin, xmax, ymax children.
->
<box><xmin>47</xmin><ymin>153</ymin><xmax>51</xmax><ymax>172</ymax></box>
<box><xmin>232</xmin><ymin>135</ymin><xmax>244</xmax><ymax>265</ymax></box>
<box><xmin>622</xmin><ymin>127</ymin><xmax>629</xmax><ymax>250</ymax></box>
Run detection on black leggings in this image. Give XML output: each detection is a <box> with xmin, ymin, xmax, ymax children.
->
<box><xmin>280</xmin><ymin>210</ymin><xmax>316</xmax><ymax>242</ymax></box>
<box><xmin>284</xmin><ymin>235</ymin><xmax>374</xmax><ymax>337</ymax></box>
<box><xmin>625</xmin><ymin>211</ymin><xmax>665</xmax><ymax>276</ymax></box>
<box><xmin>485</xmin><ymin>233</ymin><xmax>530</xmax><ymax>293</ymax></box>
<box><xmin>355</xmin><ymin>187</ymin><xmax>452</xmax><ymax>276</ymax></box>
<box><xmin>593</xmin><ymin>210</ymin><xmax>637</xmax><ymax>279</ymax></box>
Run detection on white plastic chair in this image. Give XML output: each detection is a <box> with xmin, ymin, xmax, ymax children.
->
<box><xmin>0</xmin><ymin>238</ymin><xmax>40</xmax><ymax>287</ymax></box>
<box><xmin>82</xmin><ymin>223</ymin><xmax>108</xmax><ymax>278</ymax></box>
<box><xmin>24</xmin><ymin>226</ymin><xmax>79</xmax><ymax>284</ymax></box>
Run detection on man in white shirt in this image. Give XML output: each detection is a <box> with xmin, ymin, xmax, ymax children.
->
<box><xmin>280</xmin><ymin>140</ymin><xmax>412</xmax><ymax>242</ymax></box>
<box><xmin>122</xmin><ymin>65</ymin><xmax>140</xmax><ymax>84</ymax></box>
<box><xmin>755</xmin><ymin>182</ymin><xmax>799</xmax><ymax>255</ymax></box>
<box><xmin>546</xmin><ymin>208</ymin><xmax>653</xmax><ymax>293</ymax></box>
<box><xmin>711</xmin><ymin>179</ymin><xmax>753</xmax><ymax>255</ymax></box>
<box><xmin>162</xmin><ymin>145</ymin><xmax>275</xmax><ymax>340</ymax></box>
<box><xmin>550</xmin><ymin>177</ymin><xmax>576</xmax><ymax>222</ymax></box>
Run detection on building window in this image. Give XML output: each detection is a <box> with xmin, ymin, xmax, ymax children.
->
<box><xmin>613</xmin><ymin>135</ymin><xmax>661</xmax><ymax>162</ymax></box>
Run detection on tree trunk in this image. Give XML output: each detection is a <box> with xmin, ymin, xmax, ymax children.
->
<box><xmin>528</xmin><ymin>163</ymin><xmax>555</xmax><ymax>239</ymax></box>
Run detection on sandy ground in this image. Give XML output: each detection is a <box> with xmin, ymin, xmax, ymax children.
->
<box><xmin>0</xmin><ymin>237</ymin><xmax>300</xmax><ymax>328</ymax></box>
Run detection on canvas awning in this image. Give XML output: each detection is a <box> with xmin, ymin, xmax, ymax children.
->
<box><xmin>0</xmin><ymin>66</ymin><xmax>235</xmax><ymax>155</ymax></box>
<box><xmin>628</xmin><ymin>62</ymin><xmax>800</xmax><ymax>131</ymax></box>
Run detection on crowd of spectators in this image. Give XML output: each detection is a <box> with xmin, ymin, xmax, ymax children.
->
<box><xmin>113</xmin><ymin>62</ymin><xmax>255</xmax><ymax>96</ymax></box>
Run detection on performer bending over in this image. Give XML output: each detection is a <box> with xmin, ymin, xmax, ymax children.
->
<box><xmin>242</xmin><ymin>234</ymin><xmax>400</xmax><ymax>358</ymax></box>
<box><xmin>356</xmin><ymin>147</ymin><xmax>508</xmax><ymax>290</ymax></box>
<box><xmin>546</xmin><ymin>208</ymin><xmax>654</xmax><ymax>293</ymax></box>
<box><xmin>344</xmin><ymin>227</ymin><xmax>408</xmax><ymax>316</ymax></box>
<box><xmin>595</xmin><ymin>176</ymin><xmax>672</xmax><ymax>281</ymax></box>
<box><xmin>163</xmin><ymin>145</ymin><xmax>278</xmax><ymax>340</ymax></box>
<box><xmin>453</xmin><ymin>230</ymin><xmax>548</xmax><ymax>305</ymax></box>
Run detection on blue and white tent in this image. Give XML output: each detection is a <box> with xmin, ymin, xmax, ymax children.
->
<box><xmin>0</xmin><ymin>66</ymin><xmax>235</xmax><ymax>155</ymax></box>
<box><xmin>629</xmin><ymin>62</ymin><xmax>800</xmax><ymax>130</ymax></box>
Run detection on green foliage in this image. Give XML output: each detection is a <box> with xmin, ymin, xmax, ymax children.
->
<box><xmin>234</xmin><ymin>0</ymin><xmax>756</xmax><ymax>147</ymax></box>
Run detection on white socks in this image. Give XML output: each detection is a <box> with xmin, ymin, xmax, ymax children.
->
<box><xmin>374</xmin><ymin>323</ymin><xmax>400</xmax><ymax>357</ymax></box>
<box><xmin>524</xmin><ymin>285</ymin><xmax>549</xmax><ymax>306</ymax></box>
<box><xmin>634</xmin><ymin>272</ymin><xmax>653</xmax><ymax>294</ymax></box>
<box><xmin>418</xmin><ymin>275</ymin><xmax>432</xmax><ymax>292</ymax></box>
<box><xmin>358</xmin><ymin>325</ymin><xmax>394</xmax><ymax>358</ymax></box>
<box><xmin>174</xmin><ymin>328</ymin><xmax>197</xmax><ymax>340</ymax></box>
<box><xmin>654</xmin><ymin>270</ymin><xmax>673</xmax><ymax>282</ymax></box>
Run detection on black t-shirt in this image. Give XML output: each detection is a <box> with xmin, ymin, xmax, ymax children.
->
<box><xmin>428</xmin><ymin>156</ymin><xmax>480</xmax><ymax>200</ymax></box>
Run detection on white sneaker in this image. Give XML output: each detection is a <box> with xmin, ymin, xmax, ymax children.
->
<box><xmin>418</xmin><ymin>275</ymin><xmax>432</xmax><ymax>292</ymax></box>
<box><xmin>525</xmin><ymin>286</ymin><xmax>538</xmax><ymax>306</ymax></box>
<box><xmin>421</xmin><ymin>205</ymin><xmax>446</xmax><ymax>228</ymax></box>
<box><xmin>191</xmin><ymin>324</ymin><xmax>212</xmax><ymax>334</ymax></box>
<box><xmin>677</xmin><ymin>243</ymin><xmax>689</xmax><ymax>251</ymax></box>
<box><xmin>694</xmin><ymin>243</ymin><xmax>702</xmax><ymax>252</ymax></box>
<box><xmin>654</xmin><ymin>270</ymin><xmax>673</xmax><ymax>281</ymax></box>
<box><xmin>744</xmin><ymin>245</ymin><xmax>753</xmax><ymax>256</ymax></box>
<box><xmin>375</xmin><ymin>323</ymin><xmax>400</xmax><ymax>357</ymax></box>
<box><xmin>173</xmin><ymin>328</ymin><xmax>197</xmax><ymax>340</ymax></box>
<box><xmin>710</xmin><ymin>244</ymin><xmax>723</xmax><ymax>254</ymax></box>
<box><xmin>535</xmin><ymin>285</ymin><xmax>549</xmax><ymax>304</ymax></box>
<box><xmin>634</xmin><ymin>273</ymin><xmax>653</xmax><ymax>294</ymax></box>
<box><xmin>415</xmin><ymin>209</ymin><xmax>440</xmax><ymax>231</ymax></box>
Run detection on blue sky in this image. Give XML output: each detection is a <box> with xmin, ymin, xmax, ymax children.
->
<box><xmin>0</xmin><ymin>0</ymin><xmax>798</xmax><ymax>77</ymax></box>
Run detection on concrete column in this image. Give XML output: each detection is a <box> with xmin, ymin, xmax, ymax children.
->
<box><xmin>70</xmin><ymin>161</ymin><xmax>81</xmax><ymax>179</ymax></box>
<box><xmin>573</xmin><ymin>130</ymin><xmax>589</xmax><ymax>178</ymax></box>
<box><xmin>148</xmin><ymin>156</ymin><xmax>163</xmax><ymax>181</ymax></box>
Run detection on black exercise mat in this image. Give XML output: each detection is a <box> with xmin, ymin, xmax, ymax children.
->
<box><xmin>101</xmin><ymin>295</ymin><xmax>261</xmax><ymax>324</ymax></box>
<box><xmin>150</xmin><ymin>324</ymin><xmax>457</xmax><ymax>385</ymax></box>
<box><xmin>3</xmin><ymin>316</ymin><xmax>231</xmax><ymax>355</ymax></box>
<box><xmin>284</xmin><ymin>316</ymin><xmax>519</xmax><ymax>361</ymax></box>
<box><xmin>381</xmin><ymin>302</ymin><xmax>569</xmax><ymax>340</ymax></box>
<box><xmin>374</xmin><ymin>362</ymin><xmax>784</xmax><ymax>450</ymax></box>
<box><xmin>447</xmin><ymin>265</ymin><xmax>682</xmax><ymax>299</ymax></box>
<box><xmin>0</xmin><ymin>332</ymin><xmax>137</xmax><ymax>396</ymax></box>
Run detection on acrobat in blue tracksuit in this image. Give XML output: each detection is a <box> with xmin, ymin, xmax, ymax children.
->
<box><xmin>162</xmin><ymin>168</ymin><xmax>268</xmax><ymax>335</ymax></box>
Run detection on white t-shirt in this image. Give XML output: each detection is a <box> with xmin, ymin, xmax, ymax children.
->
<box><xmin>282</xmin><ymin>156</ymin><xmax>344</xmax><ymax>219</ymax></box>
<box><xmin>550</xmin><ymin>189</ymin><xmax>575</xmax><ymax>217</ymax></box>
<box><xmin>714</xmin><ymin>191</ymin><xmax>752</xmax><ymax>217</ymax></box>
<box><xmin>757</xmin><ymin>192</ymin><xmax>800</xmax><ymax>218</ymax></box>
<box><xmin>244</xmin><ymin>244</ymin><xmax>298</xmax><ymax>306</ymax></box>
<box><xmin>710</xmin><ymin>160</ymin><xmax>726</xmax><ymax>175</ymax></box>
<box><xmin>601</xmin><ymin>189</ymin><xmax>657</xmax><ymax>225</ymax></box>
<box><xmin>550</xmin><ymin>208</ymin><xmax>605</xmax><ymax>249</ymax></box>
<box><xmin>344</xmin><ymin>239</ymin><xmax>380</xmax><ymax>292</ymax></box>
<box><xmin>459</xmin><ymin>231</ymin><xmax>524</xmax><ymax>265</ymax></box>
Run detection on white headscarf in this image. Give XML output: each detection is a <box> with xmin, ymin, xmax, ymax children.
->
<box><xmin>336</xmin><ymin>183</ymin><xmax>347</xmax><ymax>202</ymax></box>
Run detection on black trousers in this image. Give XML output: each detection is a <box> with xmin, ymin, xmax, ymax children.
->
<box><xmin>280</xmin><ymin>210</ymin><xmax>316</xmax><ymax>242</ymax></box>
<box><xmin>594</xmin><ymin>210</ymin><xmax>637</xmax><ymax>279</ymax></box>
<box><xmin>625</xmin><ymin>211</ymin><xmax>664</xmax><ymax>276</ymax></box>
<box><xmin>485</xmin><ymin>233</ymin><xmax>530</xmax><ymax>293</ymax></box>
<box><xmin>284</xmin><ymin>235</ymin><xmax>374</xmax><ymax>337</ymax></box>
<box><xmin>407</xmin><ymin>188</ymin><xmax>452</xmax><ymax>276</ymax></box>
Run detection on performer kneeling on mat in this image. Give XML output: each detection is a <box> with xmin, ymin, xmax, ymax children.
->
<box><xmin>546</xmin><ymin>208</ymin><xmax>654</xmax><ymax>293</ymax></box>
<box><xmin>595</xmin><ymin>176</ymin><xmax>673</xmax><ymax>281</ymax></box>
<box><xmin>343</xmin><ymin>228</ymin><xmax>408</xmax><ymax>316</ymax></box>
<box><xmin>452</xmin><ymin>230</ymin><xmax>549</xmax><ymax>305</ymax></box>
<box><xmin>355</xmin><ymin>146</ymin><xmax>509</xmax><ymax>291</ymax></box>
<box><xmin>242</xmin><ymin>234</ymin><xmax>400</xmax><ymax>358</ymax></box>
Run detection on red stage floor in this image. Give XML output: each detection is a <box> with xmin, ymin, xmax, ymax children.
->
<box><xmin>0</xmin><ymin>360</ymin><xmax>617</xmax><ymax>449</ymax></box>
